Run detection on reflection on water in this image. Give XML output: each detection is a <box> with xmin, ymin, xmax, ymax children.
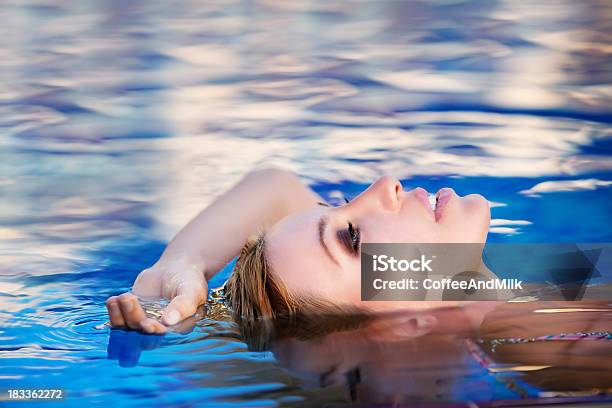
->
<box><xmin>0</xmin><ymin>0</ymin><xmax>611</xmax><ymax>406</ymax></box>
<box><xmin>258</xmin><ymin>302</ymin><xmax>612</xmax><ymax>405</ymax></box>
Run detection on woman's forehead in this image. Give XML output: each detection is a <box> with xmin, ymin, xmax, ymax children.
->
<box><xmin>266</xmin><ymin>206</ymin><xmax>341</xmax><ymax>294</ymax></box>
<box><xmin>268</xmin><ymin>205</ymin><xmax>327</xmax><ymax>243</ymax></box>
<box><xmin>267</xmin><ymin>206</ymin><xmax>325</xmax><ymax>259</ymax></box>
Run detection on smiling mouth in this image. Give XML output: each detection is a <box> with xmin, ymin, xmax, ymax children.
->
<box><xmin>428</xmin><ymin>194</ymin><xmax>437</xmax><ymax>211</ymax></box>
<box><xmin>431</xmin><ymin>188</ymin><xmax>454</xmax><ymax>222</ymax></box>
<box><xmin>413</xmin><ymin>187</ymin><xmax>454</xmax><ymax>222</ymax></box>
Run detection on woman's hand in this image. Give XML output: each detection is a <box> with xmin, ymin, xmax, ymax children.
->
<box><xmin>105</xmin><ymin>260</ymin><xmax>208</xmax><ymax>334</ymax></box>
<box><xmin>105</xmin><ymin>167</ymin><xmax>322</xmax><ymax>334</ymax></box>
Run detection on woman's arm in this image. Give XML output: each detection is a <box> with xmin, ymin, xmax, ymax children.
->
<box><xmin>106</xmin><ymin>167</ymin><xmax>323</xmax><ymax>333</ymax></box>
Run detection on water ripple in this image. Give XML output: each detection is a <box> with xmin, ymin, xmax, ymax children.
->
<box><xmin>0</xmin><ymin>0</ymin><xmax>611</xmax><ymax>406</ymax></box>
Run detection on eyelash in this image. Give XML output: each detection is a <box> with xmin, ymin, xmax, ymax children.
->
<box><xmin>347</xmin><ymin>222</ymin><xmax>361</xmax><ymax>254</ymax></box>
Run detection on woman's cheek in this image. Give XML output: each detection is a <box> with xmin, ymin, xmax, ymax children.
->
<box><xmin>329</xmin><ymin>264</ymin><xmax>361</xmax><ymax>302</ymax></box>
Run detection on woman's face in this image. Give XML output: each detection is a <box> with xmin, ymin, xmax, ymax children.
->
<box><xmin>266</xmin><ymin>176</ymin><xmax>490</xmax><ymax>303</ymax></box>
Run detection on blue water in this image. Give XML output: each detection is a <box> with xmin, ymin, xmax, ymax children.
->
<box><xmin>1</xmin><ymin>0</ymin><xmax>611</xmax><ymax>406</ymax></box>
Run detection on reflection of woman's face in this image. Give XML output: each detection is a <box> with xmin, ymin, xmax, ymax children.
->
<box><xmin>266</xmin><ymin>176</ymin><xmax>490</xmax><ymax>303</ymax></box>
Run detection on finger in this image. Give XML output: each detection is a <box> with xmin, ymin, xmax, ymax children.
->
<box><xmin>162</xmin><ymin>285</ymin><xmax>204</xmax><ymax>326</ymax></box>
<box><xmin>173</xmin><ymin>304</ymin><xmax>206</xmax><ymax>334</ymax></box>
<box><xmin>162</xmin><ymin>294</ymin><xmax>197</xmax><ymax>326</ymax></box>
<box><xmin>140</xmin><ymin>318</ymin><xmax>167</xmax><ymax>335</ymax></box>
<box><xmin>106</xmin><ymin>296</ymin><xmax>126</xmax><ymax>328</ymax></box>
<box><xmin>118</xmin><ymin>293</ymin><xmax>147</xmax><ymax>330</ymax></box>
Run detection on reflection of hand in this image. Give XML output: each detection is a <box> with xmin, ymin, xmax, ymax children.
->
<box><xmin>106</xmin><ymin>261</ymin><xmax>208</xmax><ymax>334</ymax></box>
<box><xmin>107</xmin><ymin>328</ymin><xmax>163</xmax><ymax>367</ymax></box>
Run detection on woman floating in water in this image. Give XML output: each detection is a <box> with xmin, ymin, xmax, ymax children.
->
<box><xmin>106</xmin><ymin>167</ymin><xmax>491</xmax><ymax>334</ymax></box>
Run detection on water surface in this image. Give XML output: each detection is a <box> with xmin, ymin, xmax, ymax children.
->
<box><xmin>1</xmin><ymin>0</ymin><xmax>611</xmax><ymax>406</ymax></box>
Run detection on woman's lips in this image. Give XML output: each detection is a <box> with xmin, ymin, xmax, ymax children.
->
<box><xmin>412</xmin><ymin>187</ymin><xmax>455</xmax><ymax>222</ymax></box>
<box><xmin>435</xmin><ymin>188</ymin><xmax>454</xmax><ymax>222</ymax></box>
<box><xmin>413</xmin><ymin>187</ymin><xmax>435</xmax><ymax>219</ymax></box>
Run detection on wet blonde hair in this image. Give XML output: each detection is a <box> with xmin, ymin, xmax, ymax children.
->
<box><xmin>226</xmin><ymin>233</ymin><xmax>371</xmax><ymax>350</ymax></box>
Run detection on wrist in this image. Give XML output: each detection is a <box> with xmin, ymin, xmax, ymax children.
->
<box><xmin>154</xmin><ymin>254</ymin><xmax>206</xmax><ymax>277</ymax></box>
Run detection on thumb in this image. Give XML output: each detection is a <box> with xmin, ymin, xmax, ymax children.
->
<box><xmin>162</xmin><ymin>283</ymin><xmax>206</xmax><ymax>326</ymax></box>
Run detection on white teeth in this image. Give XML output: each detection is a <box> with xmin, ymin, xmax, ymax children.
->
<box><xmin>428</xmin><ymin>194</ymin><xmax>437</xmax><ymax>211</ymax></box>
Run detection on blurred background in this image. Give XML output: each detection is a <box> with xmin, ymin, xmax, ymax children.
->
<box><xmin>0</xmin><ymin>0</ymin><xmax>611</xmax><ymax>406</ymax></box>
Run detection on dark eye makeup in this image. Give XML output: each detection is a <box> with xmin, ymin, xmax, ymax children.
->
<box><xmin>318</xmin><ymin>199</ymin><xmax>360</xmax><ymax>256</ymax></box>
<box><xmin>337</xmin><ymin>222</ymin><xmax>360</xmax><ymax>255</ymax></box>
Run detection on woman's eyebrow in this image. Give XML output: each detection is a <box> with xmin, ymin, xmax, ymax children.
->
<box><xmin>318</xmin><ymin>216</ymin><xmax>340</xmax><ymax>266</ymax></box>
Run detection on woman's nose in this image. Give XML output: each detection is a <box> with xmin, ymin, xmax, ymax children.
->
<box><xmin>349</xmin><ymin>175</ymin><xmax>403</xmax><ymax>212</ymax></box>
